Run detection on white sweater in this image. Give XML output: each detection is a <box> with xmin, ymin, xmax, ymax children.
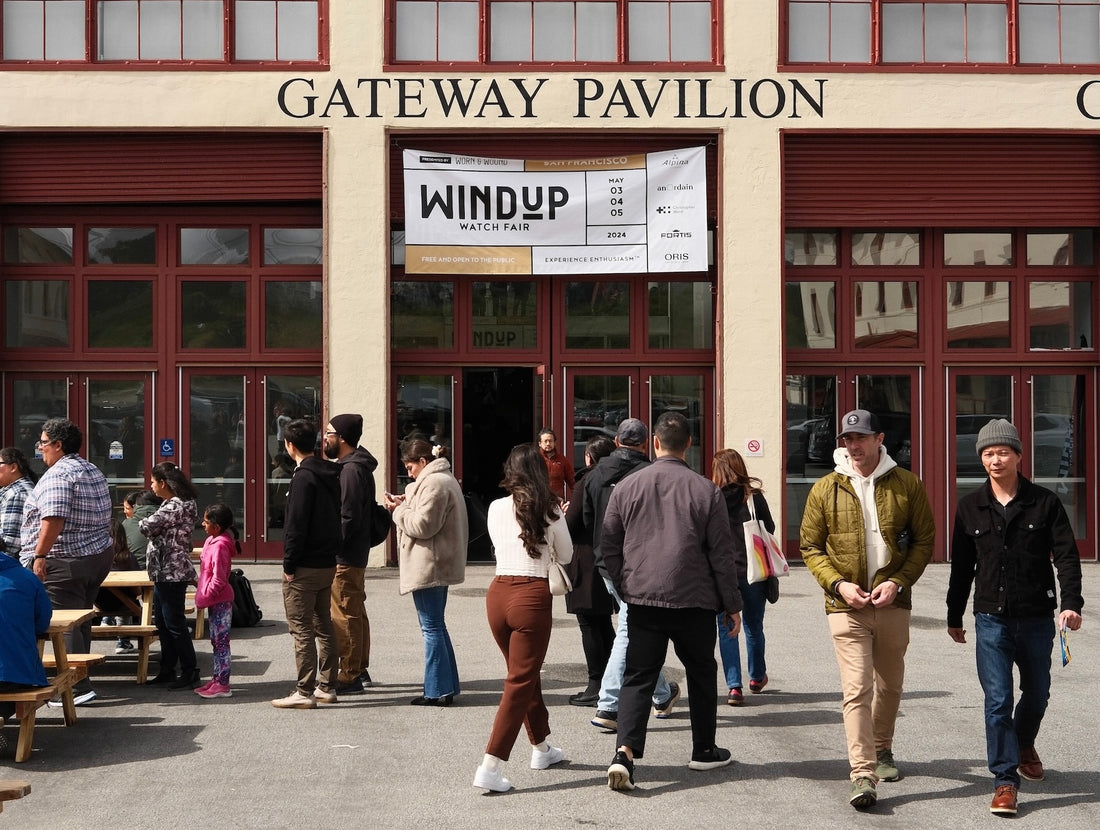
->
<box><xmin>487</xmin><ymin>495</ymin><xmax>573</xmax><ymax>576</ymax></box>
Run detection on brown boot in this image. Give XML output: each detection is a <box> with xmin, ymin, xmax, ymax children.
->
<box><xmin>990</xmin><ymin>784</ymin><xmax>1018</xmax><ymax>815</ymax></box>
<box><xmin>1018</xmin><ymin>747</ymin><xmax>1044</xmax><ymax>781</ymax></box>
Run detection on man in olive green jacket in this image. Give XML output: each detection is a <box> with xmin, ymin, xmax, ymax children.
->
<box><xmin>800</xmin><ymin>410</ymin><xmax>935</xmax><ymax>811</ymax></box>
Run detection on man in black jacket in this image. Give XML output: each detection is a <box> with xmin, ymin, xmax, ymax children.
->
<box><xmin>271</xmin><ymin>418</ymin><xmax>342</xmax><ymax>710</ymax></box>
<box><xmin>948</xmin><ymin>418</ymin><xmax>1084</xmax><ymax>816</ymax></box>
<box><xmin>323</xmin><ymin>413</ymin><xmax>380</xmax><ymax>694</ymax></box>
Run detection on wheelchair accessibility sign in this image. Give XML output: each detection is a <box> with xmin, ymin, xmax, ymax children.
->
<box><xmin>160</xmin><ymin>439</ymin><xmax>175</xmax><ymax>458</ymax></box>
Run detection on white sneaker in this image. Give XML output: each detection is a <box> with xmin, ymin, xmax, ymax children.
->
<box><xmin>312</xmin><ymin>688</ymin><xmax>338</xmax><ymax>705</ymax></box>
<box><xmin>530</xmin><ymin>744</ymin><xmax>565</xmax><ymax>770</ymax></box>
<box><xmin>47</xmin><ymin>690</ymin><xmax>97</xmax><ymax>708</ymax></box>
<box><xmin>270</xmin><ymin>690</ymin><xmax>316</xmax><ymax>709</ymax></box>
<box><xmin>473</xmin><ymin>764</ymin><xmax>513</xmax><ymax>792</ymax></box>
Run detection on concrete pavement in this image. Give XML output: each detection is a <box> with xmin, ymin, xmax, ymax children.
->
<box><xmin>3</xmin><ymin>563</ymin><xmax>1098</xmax><ymax>828</ymax></box>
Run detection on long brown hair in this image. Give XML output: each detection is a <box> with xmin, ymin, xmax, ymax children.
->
<box><xmin>711</xmin><ymin>448</ymin><xmax>763</xmax><ymax>503</ymax></box>
<box><xmin>499</xmin><ymin>442</ymin><xmax>558</xmax><ymax>559</ymax></box>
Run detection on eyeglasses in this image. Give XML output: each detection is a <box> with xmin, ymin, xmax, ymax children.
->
<box><xmin>324</xmin><ymin>430</ymin><xmax>338</xmax><ymax>437</ymax></box>
<box><xmin>35</xmin><ymin>439</ymin><xmax>56</xmax><ymax>449</ymax></box>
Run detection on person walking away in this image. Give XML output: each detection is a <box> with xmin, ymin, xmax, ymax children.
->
<box><xmin>800</xmin><ymin>409</ymin><xmax>935</xmax><ymax>810</ymax></box>
<box><xmin>141</xmin><ymin>462</ymin><xmax>202</xmax><ymax>690</ymax></box>
<box><xmin>947</xmin><ymin>418</ymin><xmax>1083</xmax><ymax>816</ymax></box>
<box><xmin>602</xmin><ymin>412</ymin><xmax>743</xmax><ymax>791</ymax></box>
<box><xmin>473</xmin><ymin>443</ymin><xmax>574</xmax><ymax>792</ymax></box>
<box><xmin>194</xmin><ymin>503</ymin><xmax>238</xmax><ymax>700</ymax></box>
<box><xmin>385</xmin><ymin>439</ymin><xmax>468</xmax><ymax>706</ymax></box>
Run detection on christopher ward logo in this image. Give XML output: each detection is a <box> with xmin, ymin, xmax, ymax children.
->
<box><xmin>655</xmin><ymin>205</ymin><xmax>690</xmax><ymax>215</ymax></box>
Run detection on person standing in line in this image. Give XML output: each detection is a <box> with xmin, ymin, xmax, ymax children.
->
<box><xmin>563</xmin><ymin>434</ymin><xmax>617</xmax><ymax>706</ymax></box>
<box><xmin>271</xmin><ymin>418</ymin><xmax>342</xmax><ymax>710</ymax></box>
<box><xmin>141</xmin><ymin>462</ymin><xmax>202</xmax><ymax>690</ymax></box>
<box><xmin>385</xmin><ymin>439</ymin><xmax>468</xmax><ymax>706</ymax></box>
<box><xmin>603</xmin><ymin>412</ymin><xmax>743</xmax><ymax>791</ymax></box>
<box><xmin>473</xmin><ymin>443</ymin><xmax>573</xmax><ymax>793</ymax></box>
<box><xmin>0</xmin><ymin>447</ymin><xmax>38</xmax><ymax>563</ymax></box>
<box><xmin>581</xmin><ymin>418</ymin><xmax>678</xmax><ymax>734</ymax></box>
<box><xmin>21</xmin><ymin>418</ymin><xmax>115</xmax><ymax>707</ymax></box>
<box><xmin>538</xmin><ymin>428</ymin><xmax>575</xmax><ymax>503</ymax></box>
<box><xmin>122</xmin><ymin>489</ymin><xmax>162</xmax><ymax>571</ymax></box>
<box><xmin>712</xmin><ymin>448</ymin><xmax>774</xmax><ymax>706</ymax></box>
<box><xmin>322</xmin><ymin>412</ymin><xmax>380</xmax><ymax>694</ymax></box>
<box><xmin>800</xmin><ymin>409</ymin><xmax>935</xmax><ymax>810</ymax></box>
<box><xmin>947</xmin><ymin>418</ymin><xmax>1083</xmax><ymax>817</ymax></box>
<box><xmin>194</xmin><ymin>503</ymin><xmax>239</xmax><ymax>700</ymax></box>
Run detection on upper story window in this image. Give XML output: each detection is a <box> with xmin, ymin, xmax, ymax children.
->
<box><xmin>785</xmin><ymin>0</ymin><xmax>1100</xmax><ymax>68</ymax></box>
<box><xmin>1</xmin><ymin>0</ymin><xmax>325</xmax><ymax>66</ymax></box>
<box><xmin>388</xmin><ymin>0</ymin><xmax>719</xmax><ymax>67</ymax></box>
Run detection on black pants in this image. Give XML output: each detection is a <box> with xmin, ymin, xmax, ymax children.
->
<box><xmin>576</xmin><ymin>612</ymin><xmax>615</xmax><ymax>692</ymax></box>
<box><xmin>617</xmin><ymin>605</ymin><xmax>718</xmax><ymax>758</ymax></box>
<box><xmin>154</xmin><ymin>580</ymin><xmax>197</xmax><ymax>674</ymax></box>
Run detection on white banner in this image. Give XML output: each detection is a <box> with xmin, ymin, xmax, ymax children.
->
<box><xmin>402</xmin><ymin>147</ymin><xmax>707</xmax><ymax>275</ymax></box>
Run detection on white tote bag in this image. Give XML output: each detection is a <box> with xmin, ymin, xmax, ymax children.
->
<box><xmin>743</xmin><ymin>494</ymin><xmax>789</xmax><ymax>584</ymax></box>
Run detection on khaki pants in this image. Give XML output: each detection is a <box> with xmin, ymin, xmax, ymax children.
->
<box><xmin>827</xmin><ymin>605</ymin><xmax>911</xmax><ymax>781</ymax></box>
<box><xmin>281</xmin><ymin>566</ymin><xmax>338</xmax><ymax>695</ymax></box>
<box><xmin>330</xmin><ymin>564</ymin><xmax>370</xmax><ymax>685</ymax></box>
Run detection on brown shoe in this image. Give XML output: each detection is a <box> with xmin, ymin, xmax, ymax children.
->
<box><xmin>1018</xmin><ymin>747</ymin><xmax>1044</xmax><ymax>781</ymax></box>
<box><xmin>990</xmin><ymin>784</ymin><xmax>1018</xmax><ymax>816</ymax></box>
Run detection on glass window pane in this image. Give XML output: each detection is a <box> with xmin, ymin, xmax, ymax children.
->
<box><xmin>392</xmin><ymin>281</ymin><xmax>454</xmax><ymax>349</ymax></box>
<box><xmin>234</xmin><ymin>0</ymin><xmax>274</xmax><ymax>59</ymax></box>
<box><xmin>14</xmin><ymin>378</ymin><xmax>69</xmax><ymax>476</ymax></box>
<box><xmin>967</xmin><ymin>3</ymin><xmax>1006</xmax><ymax>62</ymax></box>
<box><xmin>785</xmin><ymin>230</ymin><xmax>837</xmax><ymax>265</ymax></box>
<box><xmin>670</xmin><ymin>2</ymin><xmax>710</xmax><ymax>62</ymax></box>
<box><xmin>854</xmin><ymin>373</ymin><xmax>912</xmax><ymax>469</ymax></box>
<box><xmin>4</xmin><ymin>1</ymin><xmax>44</xmax><ymax>59</ymax></box>
<box><xmin>788</xmin><ymin>3</ymin><xmax>829</xmax><ymax>61</ymax></box>
<box><xmin>183</xmin><ymin>0</ymin><xmax>223</xmax><ymax>60</ymax></box>
<box><xmin>851</xmin><ymin>231</ymin><xmax>921</xmax><ymax>265</ymax></box>
<box><xmin>181</xmin><ymin>228</ymin><xmax>250</xmax><ymax>264</ymax></box>
<box><xmin>944</xmin><ymin>232</ymin><xmax>1013</xmax><ymax>265</ymax></box>
<box><xmin>46</xmin><ymin>1</ymin><xmax>85</xmax><ymax>58</ymax></box>
<box><xmin>1061</xmin><ymin>6</ymin><xmax>1100</xmax><ymax>63</ymax></box>
<box><xmin>946</xmin><ymin>281</ymin><xmax>1010</xmax><ymax>347</ymax></box>
<box><xmin>1030</xmin><ymin>281</ymin><xmax>1092</xmax><ymax>349</ymax></box>
<box><xmin>88</xmin><ymin>280</ymin><xmax>153</xmax><ymax>348</ymax></box>
<box><xmin>925</xmin><ymin>3</ymin><xmax>965</xmax><ymax>62</ymax></box>
<box><xmin>88</xmin><ymin>378</ymin><xmax>146</xmax><ymax>485</ymax></box>
<box><xmin>471</xmin><ymin>281</ymin><xmax>538</xmax><ymax>348</ymax></box>
<box><xmin>831</xmin><ymin>2</ymin><xmax>871</xmax><ymax>62</ymax></box>
<box><xmin>265</xmin><ymin>375</ymin><xmax>321</xmax><ymax>541</ymax></box>
<box><xmin>139</xmin><ymin>0</ymin><xmax>181</xmax><ymax>58</ymax></box>
<box><xmin>98</xmin><ymin>0</ymin><xmax>139</xmax><ymax>59</ymax></box>
<box><xmin>263</xmin><ymin>227</ymin><xmax>321</xmax><ymax>264</ymax></box>
<box><xmin>5</xmin><ymin>280</ymin><xmax>69</xmax><ymax>346</ymax></box>
<box><xmin>853</xmin><ymin>281</ymin><xmax>919</xmax><ymax>348</ymax></box>
<box><xmin>577</xmin><ymin>2</ymin><xmax>616</xmax><ymax>60</ymax></box>
<box><xmin>396</xmin><ymin>2</ymin><xmax>437</xmax><ymax>60</ymax></box>
<box><xmin>3</xmin><ymin>226</ymin><xmax>73</xmax><ymax>263</ymax></box>
<box><xmin>628</xmin><ymin>1</ymin><xmax>668</xmax><ymax>61</ymax></box>
<box><xmin>786</xmin><ymin>281</ymin><xmax>836</xmax><ymax>348</ymax></box>
<box><xmin>954</xmin><ymin>375</ymin><xmax>1012</xmax><ymax>483</ymax></box>
<box><xmin>181</xmin><ymin>281</ymin><xmax>246</xmax><ymax>348</ymax></box>
<box><xmin>189</xmin><ymin>374</ymin><xmax>246</xmax><ymax>532</ymax></box>
<box><xmin>883</xmin><ymin>3</ymin><xmax>923</xmax><ymax>62</ymax></box>
<box><xmin>277</xmin><ymin>0</ymin><xmax>317</xmax><ymax>60</ymax></box>
<box><xmin>1030</xmin><ymin>375</ymin><xmax>1086</xmax><ymax>532</ymax></box>
<box><xmin>438</xmin><ymin>2</ymin><xmax>478</xmax><ymax>60</ymax></box>
<box><xmin>565</xmin><ymin>281</ymin><xmax>629</xmax><ymax>348</ymax></box>
<box><xmin>87</xmin><ymin>227</ymin><xmax>156</xmax><ymax>264</ymax></box>
<box><xmin>785</xmin><ymin>373</ymin><xmax>839</xmax><ymax>539</ymax></box>
<box><xmin>650</xmin><ymin>373</ymin><xmax>705</xmax><ymax>472</ymax></box>
<box><xmin>1027</xmin><ymin>230</ymin><xmax>1094</xmax><ymax>265</ymax></box>
<box><xmin>534</xmin><ymin>2</ymin><xmax>573</xmax><ymax>60</ymax></box>
<box><xmin>1019</xmin><ymin>5</ymin><xmax>1060</xmax><ymax>63</ymax></box>
<box><xmin>648</xmin><ymin>281</ymin><xmax>713</xmax><ymax>348</ymax></box>
<box><xmin>265</xmin><ymin>280</ymin><xmax>322</xmax><ymax>348</ymax></box>
<box><xmin>571</xmin><ymin>374</ymin><xmax>629</xmax><ymax>468</ymax></box>
<box><xmin>396</xmin><ymin>374</ymin><xmax>454</xmax><ymax>485</ymax></box>
<box><xmin>491</xmin><ymin>2</ymin><xmax>531</xmax><ymax>61</ymax></box>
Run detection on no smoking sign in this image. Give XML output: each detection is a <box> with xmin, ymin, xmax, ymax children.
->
<box><xmin>745</xmin><ymin>439</ymin><xmax>764</xmax><ymax>458</ymax></box>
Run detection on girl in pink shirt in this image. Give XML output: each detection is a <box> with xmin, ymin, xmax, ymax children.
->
<box><xmin>194</xmin><ymin>503</ymin><xmax>238</xmax><ymax>699</ymax></box>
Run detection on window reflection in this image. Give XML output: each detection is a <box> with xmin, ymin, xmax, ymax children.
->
<box><xmin>565</xmin><ymin>281</ymin><xmax>629</xmax><ymax>349</ymax></box>
<box><xmin>181</xmin><ymin>228</ymin><xmax>249</xmax><ymax>265</ymax></box>
<box><xmin>853</xmin><ymin>281</ymin><xmax>918</xmax><ymax>348</ymax></box>
<box><xmin>786</xmin><ymin>281</ymin><xmax>835</xmax><ymax>349</ymax></box>
<box><xmin>266</xmin><ymin>281</ymin><xmax>321</xmax><ymax>348</ymax></box>
<box><xmin>87</xmin><ymin>227</ymin><xmax>156</xmax><ymax>265</ymax></box>
<box><xmin>4</xmin><ymin>280</ymin><xmax>69</xmax><ymax>346</ymax></box>
<box><xmin>88</xmin><ymin>280</ymin><xmax>153</xmax><ymax>348</ymax></box>
<box><xmin>3</xmin><ymin>227</ymin><xmax>74</xmax><ymax>263</ymax></box>
<box><xmin>181</xmin><ymin>281</ymin><xmax>246</xmax><ymax>348</ymax></box>
<box><xmin>946</xmin><ymin>281</ymin><xmax>1010</xmax><ymax>348</ymax></box>
<box><xmin>1026</xmin><ymin>231</ymin><xmax>1094</xmax><ymax>266</ymax></box>
<box><xmin>392</xmin><ymin>281</ymin><xmax>454</xmax><ymax>349</ymax></box>
<box><xmin>943</xmin><ymin>232</ymin><xmax>1013</xmax><ymax>266</ymax></box>
<box><xmin>1029</xmin><ymin>281</ymin><xmax>1092</xmax><ymax>350</ymax></box>
<box><xmin>851</xmin><ymin>231</ymin><xmax>920</xmax><ymax>266</ymax></box>
<box><xmin>472</xmin><ymin>281</ymin><xmax>537</xmax><ymax>349</ymax></box>
<box><xmin>785</xmin><ymin>231</ymin><xmax>838</xmax><ymax>265</ymax></box>
<box><xmin>648</xmin><ymin>281</ymin><xmax>713</xmax><ymax>349</ymax></box>
<box><xmin>263</xmin><ymin>227</ymin><xmax>322</xmax><ymax>265</ymax></box>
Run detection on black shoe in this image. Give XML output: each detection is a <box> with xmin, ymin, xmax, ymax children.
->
<box><xmin>358</xmin><ymin>670</ymin><xmax>373</xmax><ymax>688</ymax></box>
<box><xmin>336</xmin><ymin>679</ymin><xmax>365</xmax><ymax>695</ymax></box>
<box><xmin>168</xmin><ymin>668</ymin><xmax>201</xmax><ymax>691</ymax></box>
<box><xmin>569</xmin><ymin>690</ymin><xmax>599</xmax><ymax>706</ymax></box>
<box><xmin>688</xmin><ymin>746</ymin><xmax>733</xmax><ymax>771</ymax></box>
<box><xmin>591</xmin><ymin>710</ymin><xmax>618</xmax><ymax>732</ymax></box>
<box><xmin>410</xmin><ymin>694</ymin><xmax>453</xmax><ymax>707</ymax></box>
<box><xmin>146</xmin><ymin>671</ymin><xmax>177</xmax><ymax>685</ymax></box>
<box><xmin>608</xmin><ymin>750</ymin><xmax>636</xmax><ymax>791</ymax></box>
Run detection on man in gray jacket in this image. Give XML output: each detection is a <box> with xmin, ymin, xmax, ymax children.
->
<box><xmin>601</xmin><ymin>411</ymin><xmax>743</xmax><ymax>791</ymax></box>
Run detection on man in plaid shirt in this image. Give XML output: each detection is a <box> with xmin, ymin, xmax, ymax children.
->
<box><xmin>21</xmin><ymin>418</ymin><xmax>114</xmax><ymax>706</ymax></box>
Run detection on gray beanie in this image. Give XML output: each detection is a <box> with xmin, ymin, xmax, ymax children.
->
<box><xmin>975</xmin><ymin>418</ymin><xmax>1022</xmax><ymax>455</ymax></box>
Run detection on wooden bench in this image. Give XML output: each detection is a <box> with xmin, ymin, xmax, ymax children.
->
<box><xmin>0</xmin><ymin>686</ymin><xmax>58</xmax><ymax>763</ymax></box>
<box><xmin>0</xmin><ymin>780</ymin><xmax>31</xmax><ymax>814</ymax></box>
<box><xmin>90</xmin><ymin>625</ymin><xmax>158</xmax><ymax>684</ymax></box>
<box><xmin>41</xmin><ymin>653</ymin><xmax>107</xmax><ymax>672</ymax></box>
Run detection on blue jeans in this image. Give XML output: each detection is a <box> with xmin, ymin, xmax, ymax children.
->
<box><xmin>412</xmin><ymin>586</ymin><xmax>460</xmax><ymax>699</ymax></box>
<box><xmin>598</xmin><ymin>577</ymin><xmax>671</xmax><ymax>713</ymax></box>
<box><xmin>974</xmin><ymin>613</ymin><xmax>1054</xmax><ymax>787</ymax></box>
<box><xmin>717</xmin><ymin>578</ymin><xmax>767</xmax><ymax>690</ymax></box>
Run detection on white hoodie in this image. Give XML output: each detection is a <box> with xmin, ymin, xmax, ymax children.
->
<box><xmin>832</xmin><ymin>445</ymin><xmax>897</xmax><ymax>590</ymax></box>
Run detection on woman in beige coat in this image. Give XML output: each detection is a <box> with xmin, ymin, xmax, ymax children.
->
<box><xmin>385</xmin><ymin>438</ymin><xmax>469</xmax><ymax>705</ymax></box>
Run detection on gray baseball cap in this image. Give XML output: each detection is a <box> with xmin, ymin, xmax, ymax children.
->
<box><xmin>837</xmin><ymin>409</ymin><xmax>882</xmax><ymax>439</ymax></box>
<box><xmin>615</xmin><ymin>418</ymin><xmax>649</xmax><ymax>447</ymax></box>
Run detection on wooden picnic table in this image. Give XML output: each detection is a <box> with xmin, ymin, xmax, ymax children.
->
<box><xmin>39</xmin><ymin>608</ymin><xmax>97</xmax><ymax>727</ymax></box>
<box><xmin>98</xmin><ymin>570</ymin><xmax>153</xmax><ymax>625</ymax></box>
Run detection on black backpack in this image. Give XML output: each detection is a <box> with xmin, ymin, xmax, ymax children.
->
<box><xmin>228</xmin><ymin>568</ymin><xmax>263</xmax><ymax>627</ymax></box>
<box><xmin>369</xmin><ymin>502</ymin><xmax>393</xmax><ymax>547</ymax></box>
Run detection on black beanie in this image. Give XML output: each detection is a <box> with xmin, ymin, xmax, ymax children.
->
<box><xmin>329</xmin><ymin>413</ymin><xmax>363</xmax><ymax>447</ymax></box>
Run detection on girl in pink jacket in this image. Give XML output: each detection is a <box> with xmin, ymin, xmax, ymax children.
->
<box><xmin>194</xmin><ymin>503</ymin><xmax>239</xmax><ymax>699</ymax></box>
